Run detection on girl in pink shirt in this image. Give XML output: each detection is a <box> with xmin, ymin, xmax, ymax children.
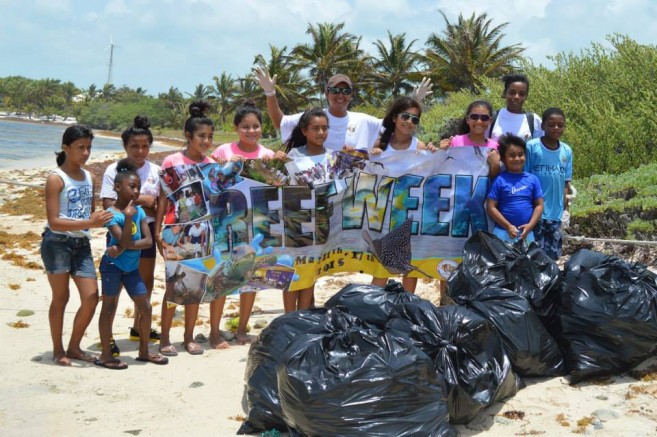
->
<box><xmin>155</xmin><ymin>100</ymin><xmax>215</xmax><ymax>357</ymax></box>
<box><xmin>439</xmin><ymin>100</ymin><xmax>500</xmax><ymax>178</ymax></box>
<box><xmin>211</xmin><ymin>100</ymin><xmax>285</xmax><ymax>162</ymax></box>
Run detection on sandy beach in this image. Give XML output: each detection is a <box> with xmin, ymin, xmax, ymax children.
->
<box><xmin>1</xmin><ymin>155</ymin><xmax>657</xmax><ymax>437</ymax></box>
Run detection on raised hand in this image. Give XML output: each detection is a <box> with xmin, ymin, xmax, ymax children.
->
<box><xmin>411</xmin><ymin>77</ymin><xmax>433</xmax><ymax>102</ymax></box>
<box><xmin>254</xmin><ymin>67</ymin><xmax>277</xmax><ymax>95</ymax></box>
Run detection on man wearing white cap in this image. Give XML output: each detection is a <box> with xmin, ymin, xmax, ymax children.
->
<box><xmin>255</xmin><ymin>68</ymin><xmax>432</xmax><ymax>152</ymax></box>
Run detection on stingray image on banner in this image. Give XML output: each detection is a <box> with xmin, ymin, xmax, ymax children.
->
<box><xmin>363</xmin><ymin>218</ymin><xmax>431</xmax><ymax>277</ymax></box>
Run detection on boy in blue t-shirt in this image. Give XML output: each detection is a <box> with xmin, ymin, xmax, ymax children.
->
<box><xmin>487</xmin><ymin>134</ymin><xmax>544</xmax><ymax>243</ymax></box>
<box><xmin>97</xmin><ymin>160</ymin><xmax>168</xmax><ymax>369</ymax></box>
<box><xmin>525</xmin><ymin>108</ymin><xmax>573</xmax><ymax>259</ymax></box>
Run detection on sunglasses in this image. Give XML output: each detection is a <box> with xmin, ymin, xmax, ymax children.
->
<box><xmin>468</xmin><ymin>114</ymin><xmax>491</xmax><ymax>122</ymax></box>
<box><xmin>398</xmin><ymin>112</ymin><xmax>421</xmax><ymax>125</ymax></box>
<box><xmin>328</xmin><ymin>86</ymin><xmax>352</xmax><ymax>95</ymax></box>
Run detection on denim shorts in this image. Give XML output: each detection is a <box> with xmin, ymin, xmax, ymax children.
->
<box><xmin>40</xmin><ymin>228</ymin><xmax>97</xmax><ymax>278</ymax></box>
<box><xmin>99</xmin><ymin>256</ymin><xmax>147</xmax><ymax>297</ymax></box>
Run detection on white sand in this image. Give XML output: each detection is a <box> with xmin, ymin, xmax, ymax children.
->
<box><xmin>1</xmin><ymin>164</ymin><xmax>656</xmax><ymax>437</ymax></box>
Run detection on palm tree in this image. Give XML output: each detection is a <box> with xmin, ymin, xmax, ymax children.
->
<box><xmin>210</xmin><ymin>72</ymin><xmax>238</xmax><ymax>123</ymax></box>
<box><xmin>423</xmin><ymin>12</ymin><xmax>525</xmax><ymax>93</ymax></box>
<box><xmin>253</xmin><ymin>45</ymin><xmax>313</xmax><ymax>115</ymax></box>
<box><xmin>187</xmin><ymin>83</ymin><xmax>213</xmax><ymax>100</ymax></box>
<box><xmin>291</xmin><ymin>22</ymin><xmax>362</xmax><ymax>94</ymax></box>
<box><xmin>370</xmin><ymin>31</ymin><xmax>421</xmax><ymax>99</ymax></box>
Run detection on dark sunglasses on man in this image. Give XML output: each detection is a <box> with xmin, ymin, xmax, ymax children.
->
<box><xmin>328</xmin><ymin>86</ymin><xmax>352</xmax><ymax>95</ymax></box>
<box><xmin>398</xmin><ymin>112</ymin><xmax>421</xmax><ymax>125</ymax></box>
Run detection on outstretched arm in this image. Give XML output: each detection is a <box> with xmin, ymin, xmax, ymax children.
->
<box><xmin>254</xmin><ymin>67</ymin><xmax>284</xmax><ymax>129</ymax></box>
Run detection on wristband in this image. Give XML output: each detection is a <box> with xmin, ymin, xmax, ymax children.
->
<box><xmin>264</xmin><ymin>89</ymin><xmax>276</xmax><ymax>97</ymax></box>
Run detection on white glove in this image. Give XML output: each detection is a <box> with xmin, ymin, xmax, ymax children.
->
<box><xmin>566</xmin><ymin>184</ymin><xmax>577</xmax><ymax>200</ymax></box>
<box><xmin>253</xmin><ymin>67</ymin><xmax>277</xmax><ymax>95</ymax></box>
<box><xmin>411</xmin><ymin>77</ymin><xmax>433</xmax><ymax>102</ymax></box>
<box><xmin>561</xmin><ymin>210</ymin><xmax>570</xmax><ymax>230</ymax></box>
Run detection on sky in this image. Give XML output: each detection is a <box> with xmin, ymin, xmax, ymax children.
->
<box><xmin>1</xmin><ymin>0</ymin><xmax>656</xmax><ymax>96</ymax></box>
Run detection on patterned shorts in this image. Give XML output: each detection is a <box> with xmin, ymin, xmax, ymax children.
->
<box><xmin>533</xmin><ymin>219</ymin><xmax>562</xmax><ymax>260</ymax></box>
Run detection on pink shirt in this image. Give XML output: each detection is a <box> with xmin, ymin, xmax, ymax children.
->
<box><xmin>161</xmin><ymin>151</ymin><xmax>214</xmax><ymax>169</ymax></box>
<box><xmin>451</xmin><ymin>134</ymin><xmax>498</xmax><ymax>149</ymax></box>
<box><xmin>211</xmin><ymin>142</ymin><xmax>275</xmax><ymax>161</ymax></box>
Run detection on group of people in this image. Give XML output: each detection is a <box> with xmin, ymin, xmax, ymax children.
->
<box><xmin>41</xmin><ymin>70</ymin><xmax>572</xmax><ymax>369</ymax></box>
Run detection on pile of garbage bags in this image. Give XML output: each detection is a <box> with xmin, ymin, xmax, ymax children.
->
<box><xmin>239</xmin><ymin>231</ymin><xmax>657</xmax><ymax>436</ymax></box>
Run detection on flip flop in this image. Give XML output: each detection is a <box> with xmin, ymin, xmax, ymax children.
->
<box><xmin>94</xmin><ymin>358</ymin><xmax>128</xmax><ymax>370</ymax></box>
<box><xmin>136</xmin><ymin>354</ymin><xmax>169</xmax><ymax>365</ymax></box>
<box><xmin>159</xmin><ymin>345</ymin><xmax>178</xmax><ymax>357</ymax></box>
<box><xmin>68</xmin><ymin>351</ymin><xmax>98</xmax><ymax>363</ymax></box>
<box><xmin>184</xmin><ymin>341</ymin><xmax>204</xmax><ymax>355</ymax></box>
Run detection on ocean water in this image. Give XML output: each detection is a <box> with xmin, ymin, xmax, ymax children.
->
<box><xmin>0</xmin><ymin>119</ymin><xmax>125</xmax><ymax>170</ymax></box>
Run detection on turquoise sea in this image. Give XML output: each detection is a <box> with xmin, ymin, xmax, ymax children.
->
<box><xmin>0</xmin><ymin>119</ymin><xmax>125</xmax><ymax>170</ymax></box>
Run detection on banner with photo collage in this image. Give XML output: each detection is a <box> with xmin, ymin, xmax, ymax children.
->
<box><xmin>159</xmin><ymin>147</ymin><xmax>493</xmax><ymax>301</ymax></box>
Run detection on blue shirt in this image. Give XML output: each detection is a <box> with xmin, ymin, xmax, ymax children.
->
<box><xmin>105</xmin><ymin>205</ymin><xmax>146</xmax><ymax>272</ymax></box>
<box><xmin>487</xmin><ymin>171</ymin><xmax>544</xmax><ymax>228</ymax></box>
<box><xmin>525</xmin><ymin>139</ymin><xmax>573</xmax><ymax>221</ymax></box>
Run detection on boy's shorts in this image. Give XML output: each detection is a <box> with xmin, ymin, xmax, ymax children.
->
<box><xmin>40</xmin><ymin>228</ymin><xmax>97</xmax><ymax>278</ymax></box>
<box><xmin>99</xmin><ymin>256</ymin><xmax>147</xmax><ymax>297</ymax></box>
<box><xmin>533</xmin><ymin>219</ymin><xmax>563</xmax><ymax>260</ymax></box>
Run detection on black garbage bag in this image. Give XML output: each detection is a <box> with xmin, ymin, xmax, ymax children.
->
<box><xmin>387</xmin><ymin>300</ymin><xmax>521</xmax><ymax>424</ymax></box>
<box><xmin>324</xmin><ymin>280</ymin><xmax>420</xmax><ymax>328</ymax></box>
<box><xmin>278</xmin><ymin>327</ymin><xmax>456</xmax><ymax>437</ymax></box>
<box><xmin>559</xmin><ymin>249</ymin><xmax>657</xmax><ymax>384</ymax></box>
<box><xmin>238</xmin><ymin>307</ymin><xmax>363</xmax><ymax>435</ymax></box>
<box><xmin>453</xmin><ymin>286</ymin><xmax>564</xmax><ymax>377</ymax></box>
<box><xmin>447</xmin><ymin>231</ymin><xmax>562</xmax><ymax>329</ymax></box>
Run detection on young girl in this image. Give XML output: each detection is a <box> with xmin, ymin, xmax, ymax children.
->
<box><xmin>211</xmin><ymin>100</ymin><xmax>286</xmax><ymax>162</ymax></box>
<box><xmin>369</xmin><ymin>96</ymin><xmax>436</xmax><ymax>293</ymax></box>
<box><xmin>41</xmin><ymin>125</ymin><xmax>113</xmax><ymax>366</ymax></box>
<box><xmin>97</xmin><ymin>159</ymin><xmax>168</xmax><ymax>369</ymax></box>
<box><xmin>439</xmin><ymin>100</ymin><xmax>501</xmax><ymax>178</ymax></box>
<box><xmin>209</xmin><ymin>100</ymin><xmax>284</xmax><ymax>346</ymax></box>
<box><xmin>155</xmin><ymin>100</ymin><xmax>215</xmax><ymax>356</ymax></box>
<box><xmin>525</xmin><ymin>108</ymin><xmax>573</xmax><ymax>260</ymax></box>
<box><xmin>100</xmin><ymin>115</ymin><xmax>161</xmax><ymax>355</ymax></box>
<box><xmin>488</xmin><ymin>74</ymin><xmax>543</xmax><ymax>141</ymax></box>
<box><xmin>283</xmin><ymin>108</ymin><xmax>330</xmax><ymax>312</ymax></box>
<box><xmin>486</xmin><ymin>134</ymin><xmax>544</xmax><ymax>243</ymax></box>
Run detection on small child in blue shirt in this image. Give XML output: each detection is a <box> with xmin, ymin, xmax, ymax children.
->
<box><xmin>487</xmin><ymin>134</ymin><xmax>544</xmax><ymax>243</ymax></box>
<box><xmin>97</xmin><ymin>159</ymin><xmax>168</xmax><ymax>369</ymax></box>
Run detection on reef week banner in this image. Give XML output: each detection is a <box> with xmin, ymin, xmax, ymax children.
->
<box><xmin>159</xmin><ymin>147</ymin><xmax>492</xmax><ymax>302</ymax></box>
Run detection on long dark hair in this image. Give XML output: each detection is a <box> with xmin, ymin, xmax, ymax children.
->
<box><xmin>122</xmin><ymin>115</ymin><xmax>153</xmax><ymax>146</ymax></box>
<box><xmin>376</xmin><ymin>97</ymin><xmax>421</xmax><ymax>151</ymax></box>
<box><xmin>184</xmin><ymin>100</ymin><xmax>214</xmax><ymax>135</ymax></box>
<box><xmin>56</xmin><ymin>124</ymin><xmax>94</xmax><ymax>166</ymax></box>
<box><xmin>458</xmin><ymin>100</ymin><xmax>494</xmax><ymax>134</ymax></box>
<box><xmin>284</xmin><ymin>108</ymin><xmax>327</xmax><ymax>153</ymax></box>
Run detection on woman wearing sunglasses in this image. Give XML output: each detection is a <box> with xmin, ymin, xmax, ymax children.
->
<box><xmin>369</xmin><ymin>96</ymin><xmax>437</xmax><ymax>293</ymax></box>
<box><xmin>439</xmin><ymin>99</ymin><xmax>500</xmax><ymax>178</ymax></box>
<box><xmin>254</xmin><ymin>68</ymin><xmax>432</xmax><ymax>152</ymax></box>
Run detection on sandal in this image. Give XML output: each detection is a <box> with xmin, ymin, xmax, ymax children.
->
<box><xmin>184</xmin><ymin>341</ymin><xmax>204</xmax><ymax>355</ymax></box>
<box><xmin>136</xmin><ymin>354</ymin><xmax>169</xmax><ymax>365</ymax></box>
<box><xmin>94</xmin><ymin>358</ymin><xmax>128</xmax><ymax>370</ymax></box>
<box><xmin>159</xmin><ymin>345</ymin><xmax>178</xmax><ymax>357</ymax></box>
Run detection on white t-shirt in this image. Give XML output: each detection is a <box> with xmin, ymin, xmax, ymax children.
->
<box><xmin>489</xmin><ymin>108</ymin><xmax>543</xmax><ymax>141</ymax></box>
<box><xmin>280</xmin><ymin>109</ymin><xmax>382</xmax><ymax>152</ymax></box>
<box><xmin>100</xmin><ymin>160</ymin><xmax>161</xmax><ymax>223</ymax></box>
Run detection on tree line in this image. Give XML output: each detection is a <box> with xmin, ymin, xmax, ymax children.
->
<box><xmin>1</xmin><ymin>14</ymin><xmax>656</xmax><ymax>178</ymax></box>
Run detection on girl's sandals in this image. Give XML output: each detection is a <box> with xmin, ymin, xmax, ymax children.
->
<box><xmin>136</xmin><ymin>353</ymin><xmax>169</xmax><ymax>365</ymax></box>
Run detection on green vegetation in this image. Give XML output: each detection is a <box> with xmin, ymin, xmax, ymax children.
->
<box><xmin>1</xmin><ymin>17</ymin><xmax>657</xmax><ymax>180</ymax></box>
<box><xmin>571</xmin><ymin>162</ymin><xmax>657</xmax><ymax>239</ymax></box>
